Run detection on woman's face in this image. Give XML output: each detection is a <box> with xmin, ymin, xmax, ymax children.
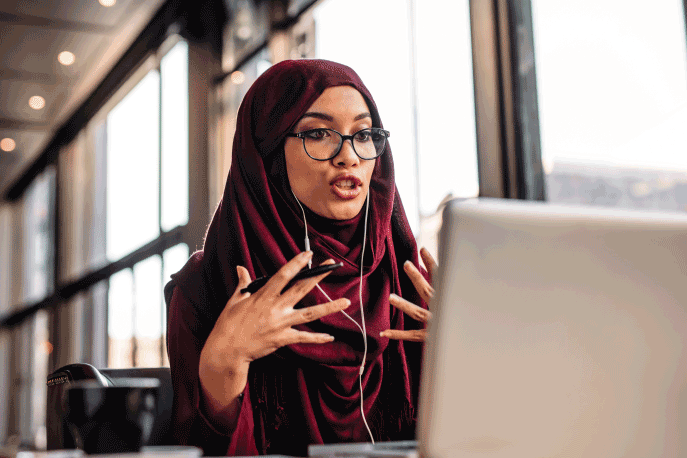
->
<box><xmin>284</xmin><ymin>86</ymin><xmax>376</xmax><ymax>220</ymax></box>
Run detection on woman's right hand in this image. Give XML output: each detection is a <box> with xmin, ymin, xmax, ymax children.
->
<box><xmin>198</xmin><ymin>251</ymin><xmax>350</xmax><ymax>429</ymax></box>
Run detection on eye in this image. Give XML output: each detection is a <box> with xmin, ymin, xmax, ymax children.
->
<box><xmin>353</xmin><ymin>130</ymin><xmax>372</xmax><ymax>142</ymax></box>
<box><xmin>302</xmin><ymin>129</ymin><xmax>330</xmax><ymax>140</ymax></box>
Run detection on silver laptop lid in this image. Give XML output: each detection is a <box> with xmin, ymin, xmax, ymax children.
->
<box><xmin>418</xmin><ymin>198</ymin><xmax>687</xmax><ymax>458</ymax></box>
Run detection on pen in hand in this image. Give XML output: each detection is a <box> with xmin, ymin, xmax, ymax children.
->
<box><xmin>240</xmin><ymin>262</ymin><xmax>344</xmax><ymax>294</ymax></box>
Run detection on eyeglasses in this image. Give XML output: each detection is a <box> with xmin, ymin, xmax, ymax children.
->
<box><xmin>285</xmin><ymin>127</ymin><xmax>390</xmax><ymax>161</ymax></box>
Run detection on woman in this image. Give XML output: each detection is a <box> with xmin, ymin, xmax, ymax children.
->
<box><xmin>165</xmin><ymin>59</ymin><xmax>436</xmax><ymax>457</ymax></box>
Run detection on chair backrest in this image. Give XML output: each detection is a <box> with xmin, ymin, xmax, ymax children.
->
<box><xmin>46</xmin><ymin>364</ymin><xmax>173</xmax><ymax>450</ymax></box>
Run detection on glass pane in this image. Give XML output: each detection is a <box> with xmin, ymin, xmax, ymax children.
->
<box><xmin>133</xmin><ymin>256</ymin><xmax>162</xmax><ymax>367</ymax></box>
<box><xmin>14</xmin><ymin>321</ymin><xmax>32</xmax><ymax>444</ymax></box>
<box><xmin>58</xmin><ymin>133</ymin><xmax>94</xmax><ymax>282</ymax></box>
<box><xmin>92</xmin><ymin>120</ymin><xmax>108</xmax><ymax>269</ymax></box>
<box><xmin>0</xmin><ymin>330</ymin><xmax>9</xmax><ymax>441</ymax></box>
<box><xmin>162</xmin><ymin>243</ymin><xmax>189</xmax><ymax>367</ymax></box>
<box><xmin>313</xmin><ymin>0</ymin><xmax>418</xmax><ymax>230</ymax></box>
<box><xmin>161</xmin><ymin>40</ymin><xmax>189</xmax><ymax>232</ymax></box>
<box><xmin>532</xmin><ymin>0</ymin><xmax>687</xmax><ymax>210</ymax></box>
<box><xmin>6</xmin><ymin>310</ymin><xmax>51</xmax><ymax>447</ymax></box>
<box><xmin>414</xmin><ymin>0</ymin><xmax>477</xmax><ymax>260</ymax></box>
<box><xmin>89</xmin><ymin>280</ymin><xmax>109</xmax><ymax>369</ymax></box>
<box><xmin>222</xmin><ymin>0</ymin><xmax>270</xmax><ymax>72</ymax></box>
<box><xmin>214</xmin><ymin>48</ymin><xmax>271</xmax><ymax>204</ymax></box>
<box><xmin>415</xmin><ymin>0</ymin><xmax>478</xmax><ymax>210</ymax></box>
<box><xmin>31</xmin><ymin>309</ymin><xmax>50</xmax><ymax>449</ymax></box>
<box><xmin>108</xmin><ymin>268</ymin><xmax>134</xmax><ymax>368</ymax></box>
<box><xmin>22</xmin><ymin>167</ymin><xmax>55</xmax><ymax>304</ymax></box>
<box><xmin>106</xmin><ymin>71</ymin><xmax>160</xmax><ymax>261</ymax></box>
<box><xmin>0</xmin><ymin>205</ymin><xmax>12</xmax><ymax>314</ymax></box>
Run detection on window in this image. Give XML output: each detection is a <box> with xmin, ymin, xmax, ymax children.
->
<box><xmin>212</xmin><ymin>48</ymin><xmax>272</xmax><ymax>204</ymax></box>
<box><xmin>161</xmin><ymin>42</ymin><xmax>190</xmax><ymax>232</ymax></box>
<box><xmin>8</xmin><ymin>167</ymin><xmax>55</xmax><ymax>447</ymax></box>
<box><xmin>1</xmin><ymin>28</ymin><xmax>203</xmax><ymax>448</ymax></box>
<box><xmin>104</xmin><ymin>38</ymin><xmax>190</xmax><ymax>368</ymax></box>
<box><xmin>106</xmin><ymin>71</ymin><xmax>161</xmax><ymax>261</ymax></box>
<box><xmin>532</xmin><ymin>0</ymin><xmax>687</xmax><ymax>211</ymax></box>
<box><xmin>310</xmin><ymin>0</ymin><xmax>478</xmax><ymax>255</ymax></box>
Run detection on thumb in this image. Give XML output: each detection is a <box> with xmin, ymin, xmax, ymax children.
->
<box><xmin>233</xmin><ymin>265</ymin><xmax>252</xmax><ymax>297</ymax></box>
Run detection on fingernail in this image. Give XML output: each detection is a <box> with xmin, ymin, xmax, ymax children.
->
<box><xmin>327</xmin><ymin>335</ymin><xmax>335</xmax><ymax>341</ymax></box>
<box><xmin>404</xmin><ymin>260</ymin><xmax>412</xmax><ymax>268</ymax></box>
<box><xmin>301</xmin><ymin>251</ymin><xmax>313</xmax><ymax>259</ymax></box>
<box><xmin>380</xmin><ymin>331</ymin><xmax>387</xmax><ymax>337</ymax></box>
<box><xmin>389</xmin><ymin>293</ymin><xmax>398</xmax><ymax>301</ymax></box>
<box><xmin>342</xmin><ymin>299</ymin><xmax>351</xmax><ymax>307</ymax></box>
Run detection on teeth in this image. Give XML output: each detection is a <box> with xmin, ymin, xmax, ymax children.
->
<box><xmin>335</xmin><ymin>180</ymin><xmax>356</xmax><ymax>189</ymax></box>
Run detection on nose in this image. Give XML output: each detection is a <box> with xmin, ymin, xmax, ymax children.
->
<box><xmin>332</xmin><ymin>138</ymin><xmax>360</xmax><ymax>168</ymax></box>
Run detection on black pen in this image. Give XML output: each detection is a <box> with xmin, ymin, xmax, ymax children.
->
<box><xmin>240</xmin><ymin>262</ymin><xmax>344</xmax><ymax>294</ymax></box>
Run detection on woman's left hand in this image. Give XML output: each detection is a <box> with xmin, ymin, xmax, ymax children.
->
<box><xmin>381</xmin><ymin>247</ymin><xmax>437</xmax><ymax>342</ymax></box>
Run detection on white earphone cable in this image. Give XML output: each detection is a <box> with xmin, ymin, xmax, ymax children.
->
<box><xmin>292</xmin><ymin>189</ymin><xmax>375</xmax><ymax>443</ymax></box>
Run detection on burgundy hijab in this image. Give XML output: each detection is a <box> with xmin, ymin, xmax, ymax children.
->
<box><xmin>166</xmin><ymin>59</ymin><xmax>426</xmax><ymax>456</ymax></box>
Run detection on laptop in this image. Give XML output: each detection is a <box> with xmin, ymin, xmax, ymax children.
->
<box><xmin>417</xmin><ymin>198</ymin><xmax>687</xmax><ymax>458</ymax></box>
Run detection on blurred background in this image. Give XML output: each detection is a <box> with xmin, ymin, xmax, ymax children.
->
<box><xmin>1</xmin><ymin>0</ymin><xmax>686</xmax><ymax>449</ymax></box>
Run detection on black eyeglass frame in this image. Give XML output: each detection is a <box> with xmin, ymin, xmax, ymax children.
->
<box><xmin>285</xmin><ymin>127</ymin><xmax>391</xmax><ymax>161</ymax></box>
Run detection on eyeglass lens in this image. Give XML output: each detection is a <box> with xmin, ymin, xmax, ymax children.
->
<box><xmin>303</xmin><ymin>129</ymin><xmax>386</xmax><ymax>160</ymax></box>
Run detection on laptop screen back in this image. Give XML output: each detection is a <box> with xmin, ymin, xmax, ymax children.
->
<box><xmin>418</xmin><ymin>199</ymin><xmax>687</xmax><ymax>458</ymax></box>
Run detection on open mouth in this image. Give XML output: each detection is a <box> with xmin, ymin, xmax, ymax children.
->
<box><xmin>331</xmin><ymin>176</ymin><xmax>363</xmax><ymax>200</ymax></box>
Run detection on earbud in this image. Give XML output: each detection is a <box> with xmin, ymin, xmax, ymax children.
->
<box><xmin>291</xmin><ymin>190</ymin><xmax>313</xmax><ymax>269</ymax></box>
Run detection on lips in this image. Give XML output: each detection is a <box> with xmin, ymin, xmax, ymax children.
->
<box><xmin>330</xmin><ymin>175</ymin><xmax>363</xmax><ymax>200</ymax></box>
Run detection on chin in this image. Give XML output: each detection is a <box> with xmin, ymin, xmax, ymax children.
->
<box><xmin>326</xmin><ymin>201</ymin><xmax>365</xmax><ymax>220</ymax></box>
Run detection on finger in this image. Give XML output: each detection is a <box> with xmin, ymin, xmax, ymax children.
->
<box><xmin>279</xmin><ymin>328</ymin><xmax>336</xmax><ymax>346</ymax></box>
<box><xmin>420</xmin><ymin>247</ymin><xmax>438</xmax><ymax>284</ymax></box>
<box><xmin>279</xmin><ymin>259</ymin><xmax>337</xmax><ymax>305</ymax></box>
<box><xmin>389</xmin><ymin>293</ymin><xmax>432</xmax><ymax>323</ymax></box>
<box><xmin>261</xmin><ymin>251</ymin><xmax>314</xmax><ymax>298</ymax></box>
<box><xmin>404</xmin><ymin>260</ymin><xmax>435</xmax><ymax>304</ymax></box>
<box><xmin>285</xmin><ymin>298</ymin><xmax>351</xmax><ymax>327</ymax></box>
<box><xmin>380</xmin><ymin>329</ymin><xmax>426</xmax><ymax>342</ymax></box>
<box><xmin>230</xmin><ymin>266</ymin><xmax>252</xmax><ymax>301</ymax></box>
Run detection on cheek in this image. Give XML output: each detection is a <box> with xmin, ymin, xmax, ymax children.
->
<box><xmin>363</xmin><ymin>161</ymin><xmax>376</xmax><ymax>187</ymax></box>
<box><xmin>284</xmin><ymin>148</ymin><xmax>328</xmax><ymax>198</ymax></box>
<box><xmin>284</xmin><ymin>145</ymin><xmax>308</xmax><ymax>186</ymax></box>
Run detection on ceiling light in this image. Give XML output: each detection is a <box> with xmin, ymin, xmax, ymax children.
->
<box><xmin>231</xmin><ymin>71</ymin><xmax>245</xmax><ymax>85</ymax></box>
<box><xmin>29</xmin><ymin>95</ymin><xmax>46</xmax><ymax>110</ymax></box>
<box><xmin>41</xmin><ymin>341</ymin><xmax>54</xmax><ymax>355</ymax></box>
<box><xmin>98</xmin><ymin>0</ymin><xmax>116</xmax><ymax>6</ymax></box>
<box><xmin>58</xmin><ymin>51</ymin><xmax>75</xmax><ymax>66</ymax></box>
<box><xmin>236</xmin><ymin>25</ymin><xmax>252</xmax><ymax>40</ymax></box>
<box><xmin>0</xmin><ymin>138</ymin><xmax>16</xmax><ymax>152</ymax></box>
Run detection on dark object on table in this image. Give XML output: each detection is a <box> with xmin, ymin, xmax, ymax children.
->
<box><xmin>46</xmin><ymin>363</ymin><xmax>111</xmax><ymax>450</ymax></box>
<box><xmin>46</xmin><ymin>364</ymin><xmax>174</xmax><ymax>450</ymax></box>
<box><xmin>65</xmin><ymin>378</ymin><xmax>160</xmax><ymax>454</ymax></box>
<box><xmin>101</xmin><ymin>367</ymin><xmax>174</xmax><ymax>446</ymax></box>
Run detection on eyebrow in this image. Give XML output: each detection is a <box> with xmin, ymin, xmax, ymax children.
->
<box><xmin>299</xmin><ymin>111</ymin><xmax>372</xmax><ymax>122</ymax></box>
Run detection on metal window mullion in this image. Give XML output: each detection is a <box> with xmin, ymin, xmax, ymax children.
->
<box><xmin>158</xmin><ymin>63</ymin><xmax>165</xmax><ymax>368</ymax></box>
<box><xmin>408</xmin><ymin>0</ymin><xmax>422</xmax><ymax>230</ymax></box>
<box><xmin>131</xmin><ymin>267</ymin><xmax>138</xmax><ymax>368</ymax></box>
<box><xmin>494</xmin><ymin>0</ymin><xmax>520</xmax><ymax>198</ymax></box>
<box><xmin>470</xmin><ymin>0</ymin><xmax>507</xmax><ymax>198</ymax></box>
<box><xmin>509</xmin><ymin>0</ymin><xmax>545</xmax><ymax>200</ymax></box>
<box><xmin>469</xmin><ymin>0</ymin><xmax>544</xmax><ymax>200</ymax></box>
